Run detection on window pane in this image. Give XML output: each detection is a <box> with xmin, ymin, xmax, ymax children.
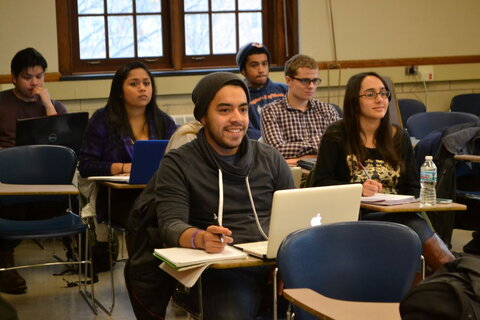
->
<box><xmin>79</xmin><ymin>16</ymin><xmax>106</xmax><ymax>59</ymax></box>
<box><xmin>107</xmin><ymin>0</ymin><xmax>132</xmax><ymax>13</ymax></box>
<box><xmin>239</xmin><ymin>12</ymin><xmax>262</xmax><ymax>46</ymax></box>
<box><xmin>211</xmin><ymin>0</ymin><xmax>234</xmax><ymax>11</ymax></box>
<box><xmin>78</xmin><ymin>0</ymin><xmax>104</xmax><ymax>14</ymax></box>
<box><xmin>212</xmin><ymin>13</ymin><xmax>236</xmax><ymax>54</ymax></box>
<box><xmin>185</xmin><ymin>14</ymin><xmax>210</xmax><ymax>55</ymax></box>
<box><xmin>184</xmin><ymin>0</ymin><xmax>208</xmax><ymax>12</ymax></box>
<box><xmin>137</xmin><ymin>15</ymin><xmax>163</xmax><ymax>57</ymax></box>
<box><xmin>238</xmin><ymin>0</ymin><xmax>262</xmax><ymax>11</ymax></box>
<box><xmin>136</xmin><ymin>0</ymin><xmax>161</xmax><ymax>13</ymax></box>
<box><xmin>108</xmin><ymin>16</ymin><xmax>134</xmax><ymax>58</ymax></box>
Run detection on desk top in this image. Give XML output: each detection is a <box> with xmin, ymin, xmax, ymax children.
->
<box><xmin>360</xmin><ymin>201</ymin><xmax>466</xmax><ymax>213</ymax></box>
<box><xmin>283</xmin><ymin>288</ymin><xmax>400</xmax><ymax>320</ymax></box>
<box><xmin>454</xmin><ymin>154</ymin><xmax>480</xmax><ymax>162</ymax></box>
<box><xmin>0</xmin><ymin>183</ymin><xmax>79</xmax><ymax>196</ymax></box>
<box><xmin>285</xmin><ymin>155</ymin><xmax>317</xmax><ymax>167</ymax></box>
<box><xmin>210</xmin><ymin>255</ymin><xmax>275</xmax><ymax>269</ymax></box>
<box><xmin>98</xmin><ymin>181</ymin><xmax>146</xmax><ymax>189</ymax></box>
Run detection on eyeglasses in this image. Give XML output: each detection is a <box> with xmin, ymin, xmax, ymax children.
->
<box><xmin>359</xmin><ymin>90</ymin><xmax>391</xmax><ymax>99</ymax></box>
<box><xmin>291</xmin><ymin>76</ymin><xmax>321</xmax><ymax>86</ymax></box>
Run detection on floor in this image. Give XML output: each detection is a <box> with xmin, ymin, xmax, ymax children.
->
<box><xmin>1</xmin><ymin>229</ymin><xmax>476</xmax><ymax>319</ymax></box>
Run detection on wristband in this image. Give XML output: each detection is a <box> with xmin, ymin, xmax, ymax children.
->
<box><xmin>191</xmin><ymin>229</ymin><xmax>201</xmax><ymax>249</ymax></box>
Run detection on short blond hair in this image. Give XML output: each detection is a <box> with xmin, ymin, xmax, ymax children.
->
<box><xmin>284</xmin><ymin>54</ymin><xmax>318</xmax><ymax>77</ymax></box>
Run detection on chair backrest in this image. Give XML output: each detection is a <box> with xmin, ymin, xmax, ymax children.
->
<box><xmin>277</xmin><ymin>221</ymin><xmax>421</xmax><ymax>320</ymax></box>
<box><xmin>450</xmin><ymin>93</ymin><xmax>480</xmax><ymax>116</ymax></box>
<box><xmin>406</xmin><ymin>111</ymin><xmax>479</xmax><ymax>140</ymax></box>
<box><xmin>329</xmin><ymin>103</ymin><xmax>343</xmax><ymax>117</ymax></box>
<box><xmin>0</xmin><ymin>145</ymin><xmax>76</xmax><ymax>184</ymax></box>
<box><xmin>398</xmin><ymin>99</ymin><xmax>427</xmax><ymax>128</ymax></box>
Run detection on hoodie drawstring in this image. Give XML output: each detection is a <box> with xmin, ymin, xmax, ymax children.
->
<box><xmin>217</xmin><ymin>169</ymin><xmax>268</xmax><ymax>240</ymax></box>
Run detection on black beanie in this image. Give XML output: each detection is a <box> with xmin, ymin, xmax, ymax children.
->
<box><xmin>236</xmin><ymin>42</ymin><xmax>271</xmax><ymax>71</ymax></box>
<box><xmin>192</xmin><ymin>72</ymin><xmax>250</xmax><ymax>121</ymax></box>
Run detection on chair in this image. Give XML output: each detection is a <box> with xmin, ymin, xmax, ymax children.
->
<box><xmin>0</xmin><ymin>145</ymin><xmax>96</xmax><ymax>314</ymax></box>
<box><xmin>330</xmin><ymin>103</ymin><xmax>343</xmax><ymax>117</ymax></box>
<box><xmin>277</xmin><ymin>221</ymin><xmax>422</xmax><ymax>320</ymax></box>
<box><xmin>450</xmin><ymin>93</ymin><xmax>480</xmax><ymax>117</ymax></box>
<box><xmin>406</xmin><ymin>111</ymin><xmax>479</xmax><ymax>140</ymax></box>
<box><xmin>398</xmin><ymin>99</ymin><xmax>426</xmax><ymax>128</ymax></box>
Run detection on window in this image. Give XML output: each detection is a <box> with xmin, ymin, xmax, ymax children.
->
<box><xmin>56</xmin><ymin>0</ymin><xmax>298</xmax><ymax>75</ymax></box>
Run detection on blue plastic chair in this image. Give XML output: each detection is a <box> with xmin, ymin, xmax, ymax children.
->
<box><xmin>406</xmin><ymin>111</ymin><xmax>479</xmax><ymax>140</ymax></box>
<box><xmin>398</xmin><ymin>99</ymin><xmax>426</xmax><ymax>128</ymax></box>
<box><xmin>277</xmin><ymin>221</ymin><xmax>422</xmax><ymax>320</ymax></box>
<box><xmin>450</xmin><ymin>93</ymin><xmax>480</xmax><ymax>117</ymax></box>
<box><xmin>0</xmin><ymin>145</ymin><xmax>96</xmax><ymax>313</ymax></box>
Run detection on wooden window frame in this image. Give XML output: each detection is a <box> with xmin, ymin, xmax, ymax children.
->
<box><xmin>56</xmin><ymin>0</ymin><xmax>298</xmax><ymax>76</ymax></box>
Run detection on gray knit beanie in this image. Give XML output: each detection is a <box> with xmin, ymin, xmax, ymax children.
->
<box><xmin>192</xmin><ymin>72</ymin><xmax>250</xmax><ymax>121</ymax></box>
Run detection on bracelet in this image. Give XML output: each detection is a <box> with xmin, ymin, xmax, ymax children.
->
<box><xmin>121</xmin><ymin>163</ymin><xmax>125</xmax><ymax>173</ymax></box>
<box><xmin>191</xmin><ymin>229</ymin><xmax>201</xmax><ymax>249</ymax></box>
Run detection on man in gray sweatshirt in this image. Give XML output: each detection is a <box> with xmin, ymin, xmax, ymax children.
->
<box><xmin>125</xmin><ymin>72</ymin><xmax>293</xmax><ymax>320</ymax></box>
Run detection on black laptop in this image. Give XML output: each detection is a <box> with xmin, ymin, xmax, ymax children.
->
<box><xmin>16</xmin><ymin>112</ymin><xmax>89</xmax><ymax>155</ymax></box>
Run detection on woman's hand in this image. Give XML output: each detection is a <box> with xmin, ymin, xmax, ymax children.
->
<box><xmin>362</xmin><ymin>179</ymin><xmax>383</xmax><ymax>196</ymax></box>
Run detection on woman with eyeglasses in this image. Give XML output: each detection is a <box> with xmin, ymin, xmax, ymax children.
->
<box><xmin>312</xmin><ymin>71</ymin><xmax>454</xmax><ymax>272</ymax></box>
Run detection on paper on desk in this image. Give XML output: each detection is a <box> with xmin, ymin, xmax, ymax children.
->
<box><xmin>361</xmin><ymin>193</ymin><xmax>417</xmax><ymax>206</ymax></box>
<box><xmin>160</xmin><ymin>262</ymin><xmax>209</xmax><ymax>288</ymax></box>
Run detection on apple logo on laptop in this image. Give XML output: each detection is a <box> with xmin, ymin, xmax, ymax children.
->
<box><xmin>310</xmin><ymin>213</ymin><xmax>322</xmax><ymax>227</ymax></box>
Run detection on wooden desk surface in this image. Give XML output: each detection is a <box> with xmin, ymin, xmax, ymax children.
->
<box><xmin>0</xmin><ymin>183</ymin><xmax>79</xmax><ymax>195</ymax></box>
<box><xmin>285</xmin><ymin>155</ymin><xmax>317</xmax><ymax>167</ymax></box>
<box><xmin>99</xmin><ymin>181</ymin><xmax>146</xmax><ymax>189</ymax></box>
<box><xmin>210</xmin><ymin>255</ymin><xmax>275</xmax><ymax>269</ymax></box>
<box><xmin>283</xmin><ymin>288</ymin><xmax>400</xmax><ymax>320</ymax></box>
<box><xmin>360</xmin><ymin>201</ymin><xmax>466</xmax><ymax>213</ymax></box>
<box><xmin>454</xmin><ymin>154</ymin><xmax>480</xmax><ymax>162</ymax></box>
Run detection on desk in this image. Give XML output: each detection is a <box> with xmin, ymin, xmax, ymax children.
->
<box><xmin>360</xmin><ymin>201</ymin><xmax>466</xmax><ymax>213</ymax></box>
<box><xmin>90</xmin><ymin>181</ymin><xmax>145</xmax><ymax>315</ymax></box>
<box><xmin>454</xmin><ymin>154</ymin><xmax>480</xmax><ymax>162</ymax></box>
<box><xmin>285</xmin><ymin>155</ymin><xmax>317</xmax><ymax>167</ymax></box>
<box><xmin>283</xmin><ymin>288</ymin><xmax>400</xmax><ymax>320</ymax></box>
<box><xmin>0</xmin><ymin>183</ymin><xmax>79</xmax><ymax>196</ymax></box>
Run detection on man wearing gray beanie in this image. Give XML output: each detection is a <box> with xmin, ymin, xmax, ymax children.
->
<box><xmin>125</xmin><ymin>72</ymin><xmax>293</xmax><ymax>319</ymax></box>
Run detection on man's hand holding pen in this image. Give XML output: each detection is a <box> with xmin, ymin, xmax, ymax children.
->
<box><xmin>204</xmin><ymin>225</ymin><xmax>232</xmax><ymax>253</ymax></box>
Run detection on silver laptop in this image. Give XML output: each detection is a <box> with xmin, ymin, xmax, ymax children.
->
<box><xmin>234</xmin><ymin>184</ymin><xmax>363</xmax><ymax>259</ymax></box>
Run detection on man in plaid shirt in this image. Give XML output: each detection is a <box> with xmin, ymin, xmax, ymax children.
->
<box><xmin>261</xmin><ymin>54</ymin><xmax>340</xmax><ymax>159</ymax></box>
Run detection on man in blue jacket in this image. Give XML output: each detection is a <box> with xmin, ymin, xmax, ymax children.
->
<box><xmin>236</xmin><ymin>42</ymin><xmax>288</xmax><ymax>140</ymax></box>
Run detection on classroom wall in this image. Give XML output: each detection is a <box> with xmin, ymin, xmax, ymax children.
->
<box><xmin>0</xmin><ymin>0</ymin><xmax>479</xmax><ymax>120</ymax></box>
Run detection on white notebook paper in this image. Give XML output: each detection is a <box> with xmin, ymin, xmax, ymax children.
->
<box><xmin>361</xmin><ymin>193</ymin><xmax>417</xmax><ymax>206</ymax></box>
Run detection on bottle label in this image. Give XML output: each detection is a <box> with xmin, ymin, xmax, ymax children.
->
<box><xmin>420</xmin><ymin>170</ymin><xmax>437</xmax><ymax>183</ymax></box>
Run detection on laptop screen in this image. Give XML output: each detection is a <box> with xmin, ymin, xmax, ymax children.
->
<box><xmin>16</xmin><ymin>112</ymin><xmax>89</xmax><ymax>155</ymax></box>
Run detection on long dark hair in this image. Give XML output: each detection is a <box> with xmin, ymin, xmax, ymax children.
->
<box><xmin>342</xmin><ymin>72</ymin><xmax>403</xmax><ymax>171</ymax></box>
<box><xmin>105</xmin><ymin>61</ymin><xmax>167</xmax><ymax>141</ymax></box>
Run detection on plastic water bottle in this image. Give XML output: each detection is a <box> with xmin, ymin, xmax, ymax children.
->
<box><xmin>420</xmin><ymin>155</ymin><xmax>437</xmax><ymax>206</ymax></box>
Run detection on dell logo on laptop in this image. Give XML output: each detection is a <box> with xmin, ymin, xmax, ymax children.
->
<box><xmin>48</xmin><ymin>133</ymin><xmax>57</xmax><ymax>143</ymax></box>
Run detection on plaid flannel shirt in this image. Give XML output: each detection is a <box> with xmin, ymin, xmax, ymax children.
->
<box><xmin>261</xmin><ymin>96</ymin><xmax>340</xmax><ymax>159</ymax></box>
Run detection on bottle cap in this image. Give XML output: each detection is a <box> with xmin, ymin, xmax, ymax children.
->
<box><xmin>425</xmin><ymin>155</ymin><xmax>433</xmax><ymax>160</ymax></box>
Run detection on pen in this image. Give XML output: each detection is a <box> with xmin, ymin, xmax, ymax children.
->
<box><xmin>213</xmin><ymin>213</ymin><xmax>224</xmax><ymax>244</ymax></box>
<box><xmin>359</xmin><ymin>162</ymin><xmax>372</xmax><ymax>180</ymax></box>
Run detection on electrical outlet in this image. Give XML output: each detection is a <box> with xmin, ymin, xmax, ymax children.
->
<box><xmin>418</xmin><ymin>65</ymin><xmax>434</xmax><ymax>81</ymax></box>
<box><xmin>405</xmin><ymin>65</ymin><xmax>418</xmax><ymax>76</ymax></box>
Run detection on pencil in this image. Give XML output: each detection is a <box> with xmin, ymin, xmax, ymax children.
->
<box><xmin>359</xmin><ymin>162</ymin><xmax>372</xmax><ymax>180</ymax></box>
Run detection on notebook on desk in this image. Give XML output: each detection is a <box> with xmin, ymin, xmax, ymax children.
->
<box><xmin>88</xmin><ymin>140</ymin><xmax>168</xmax><ymax>184</ymax></box>
<box><xmin>234</xmin><ymin>184</ymin><xmax>363</xmax><ymax>259</ymax></box>
<box><xmin>16</xmin><ymin>112</ymin><xmax>89</xmax><ymax>155</ymax></box>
